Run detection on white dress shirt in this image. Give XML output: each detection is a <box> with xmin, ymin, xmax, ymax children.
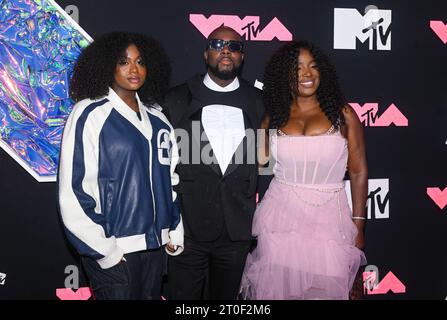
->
<box><xmin>202</xmin><ymin>73</ymin><xmax>245</xmax><ymax>174</ymax></box>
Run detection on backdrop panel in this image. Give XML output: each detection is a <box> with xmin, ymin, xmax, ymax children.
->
<box><xmin>0</xmin><ymin>0</ymin><xmax>446</xmax><ymax>299</ymax></box>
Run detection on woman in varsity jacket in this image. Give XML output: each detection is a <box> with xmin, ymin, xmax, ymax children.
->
<box><xmin>58</xmin><ymin>32</ymin><xmax>183</xmax><ymax>300</ymax></box>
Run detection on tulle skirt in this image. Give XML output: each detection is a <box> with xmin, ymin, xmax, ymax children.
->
<box><xmin>240</xmin><ymin>178</ymin><xmax>367</xmax><ymax>300</ymax></box>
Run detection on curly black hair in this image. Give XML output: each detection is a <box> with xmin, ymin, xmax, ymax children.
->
<box><xmin>263</xmin><ymin>41</ymin><xmax>346</xmax><ymax>129</ymax></box>
<box><xmin>70</xmin><ymin>32</ymin><xmax>171</xmax><ymax>105</ymax></box>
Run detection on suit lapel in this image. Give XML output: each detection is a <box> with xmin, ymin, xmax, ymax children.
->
<box><xmin>223</xmin><ymin>109</ymin><xmax>255</xmax><ymax>177</ymax></box>
<box><xmin>223</xmin><ymin>81</ymin><xmax>259</xmax><ymax>177</ymax></box>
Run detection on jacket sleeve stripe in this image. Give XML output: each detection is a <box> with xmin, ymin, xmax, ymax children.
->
<box><xmin>58</xmin><ymin>99</ymin><xmax>124</xmax><ymax>268</ymax></box>
<box><xmin>167</xmin><ymin>122</ymin><xmax>184</xmax><ymax>252</ymax></box>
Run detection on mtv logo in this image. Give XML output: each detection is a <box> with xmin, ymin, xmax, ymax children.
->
<box><xmin>334</xmin><ymin>8</ymin><xmax>392</xmax><ymax>50</ymax></box>
<box><xmin>345</xmin><ymin>178</ymin><xmax>389</xmax><ymax>219</ymax></box>
<box><xmin>56</xmin><ymin>287</ymin><xmax>92</xmax><ymax>300</ymax></box>
<box><xmin>430</xmin><ymin>21</ymin><xmax>447</xmax><ymax>44</ymax></box>
<box><xmin>426</xmin><ymin>187</ymin><xmax>447</xmax><ymax>210</ymax></box>
<box><xmin>0</xmin><ymin>272</ymin><xmax>6</xmax><ymax>285</ymax></box>
<box><xmin>349</xmin><ymin>103</ymin><xmax>408</xmax><ymax>127</ymax></box>
<box><xmin>363</xmin><ymin>271</ymin><xmax>406</xmax><ymax>295</ymax></box>
<box><xmin>189</xmin><ymin>14</ymin><xmax>292</xmax><ymax>41</ymax></box>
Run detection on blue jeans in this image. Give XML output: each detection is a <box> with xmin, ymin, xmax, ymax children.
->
<box><xmin>81</xmin><ymin>248</ymin><xmax>166</xmax><ymax>300</ymax></box>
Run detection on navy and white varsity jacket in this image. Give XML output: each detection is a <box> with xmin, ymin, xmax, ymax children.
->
<box><xmin>58</xmin><ymin>88</ymin><xmax>184</xmax><ymax>269</ymax></box>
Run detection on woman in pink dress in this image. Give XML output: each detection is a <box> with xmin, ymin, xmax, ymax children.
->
<box><xmin>240</xmin><ymin>41</ymin><xmax>367</xmax><ymax>300</ymax></box>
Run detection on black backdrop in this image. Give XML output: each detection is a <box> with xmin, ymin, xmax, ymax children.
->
<box><xmin>0</xmin><ymin>0</ymin><xmax>446</xmax><ymax>299</ymax></box>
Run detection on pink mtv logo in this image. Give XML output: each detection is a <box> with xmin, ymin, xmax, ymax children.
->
<box><xmin>430</xmin><ymin>21</ymin><xmax>447</xmax><ymax>44</ymax></box>
<box><xmin>349</xmin><ymin>103</ymin><xmax>408</xmax><ymax>127</ymax></box>
<box><xmin>427</xmin><ymin>187</ymin><xmax>447</xmax><ymax>210</ymax></box>
<box><xmin>56</xmin><ymin>287</ymin><xmax>93</xmax><ymax>300</ymax></box>
<box><xmin>189</xmin><ymin>14</ymin><xmax>292</xmax><ymax>41</ymax></box>
<box><xmin>363</xmin><ymin>271</ymin><xmax>406</xmax><ymax>295</ymax></box>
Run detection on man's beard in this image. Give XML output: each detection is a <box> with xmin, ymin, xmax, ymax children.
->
<box><xmin>208</xmin><ymin>63</ymin><xmax>239</xmax><ymax>80</ymax></box>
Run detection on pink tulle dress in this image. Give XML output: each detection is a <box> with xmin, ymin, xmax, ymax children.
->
<box><xmin>240</xmin><ymin>127</ymin><xmax>366</xmax><ymax>300</ymax></box>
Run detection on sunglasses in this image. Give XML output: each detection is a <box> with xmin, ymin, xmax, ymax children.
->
<box><xmin>207</xmin><ymin>39</ymin><xmax>244</xmax><ymax>52</ymax></box>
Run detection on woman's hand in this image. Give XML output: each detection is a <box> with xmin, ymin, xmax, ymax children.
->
<box><xmin>166</xmin><ymin>242</ymin><xmax>177</xmax><ymax>253</ymax></box>
<box><xmin>354</xmin><ymin>230</ymin><xmax>365</xmax><ymax>250</ymax></box>
<box><xmin>353</xmin><ymin>219</ymin><xmax>365</xmax><ymax>250</ymax></box>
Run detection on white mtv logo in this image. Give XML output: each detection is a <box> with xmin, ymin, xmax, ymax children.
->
<box><xmin>345</xmin><ymin>179</ymin><xmax>389</xmax><ymax>219</ymax></box>
<box><xmin>334</xmin><ymin>8</ymin><xmax>392</xmax><ymax>50</ymax></box>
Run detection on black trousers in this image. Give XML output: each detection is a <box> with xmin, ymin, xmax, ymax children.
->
<box><xmin>167</xmin><ymin>228</ymin><xmax>252</xmax><ymax>300</ymax></box>
<box><xmin>81</xmin><ymin>248</ymin><xmax>166</xmax><ymax>300</ymax></box>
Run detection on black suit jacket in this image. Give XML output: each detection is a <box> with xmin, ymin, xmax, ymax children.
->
<box><xmin>163</xmin><ymin>75</ymin><xmax>264</xmax><ymax>241</ymax></box>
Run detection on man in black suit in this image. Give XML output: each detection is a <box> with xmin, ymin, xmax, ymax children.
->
<box><xmin>163</xmin><ymin>26</ymin><xmax>264</xmax><ymax>299</ymax></box>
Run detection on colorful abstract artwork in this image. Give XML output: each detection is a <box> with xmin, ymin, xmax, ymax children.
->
<box><xmin>0</xmin><ymin>0</ymin><xmax>91</xmax><ymax>181</ymax></box>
